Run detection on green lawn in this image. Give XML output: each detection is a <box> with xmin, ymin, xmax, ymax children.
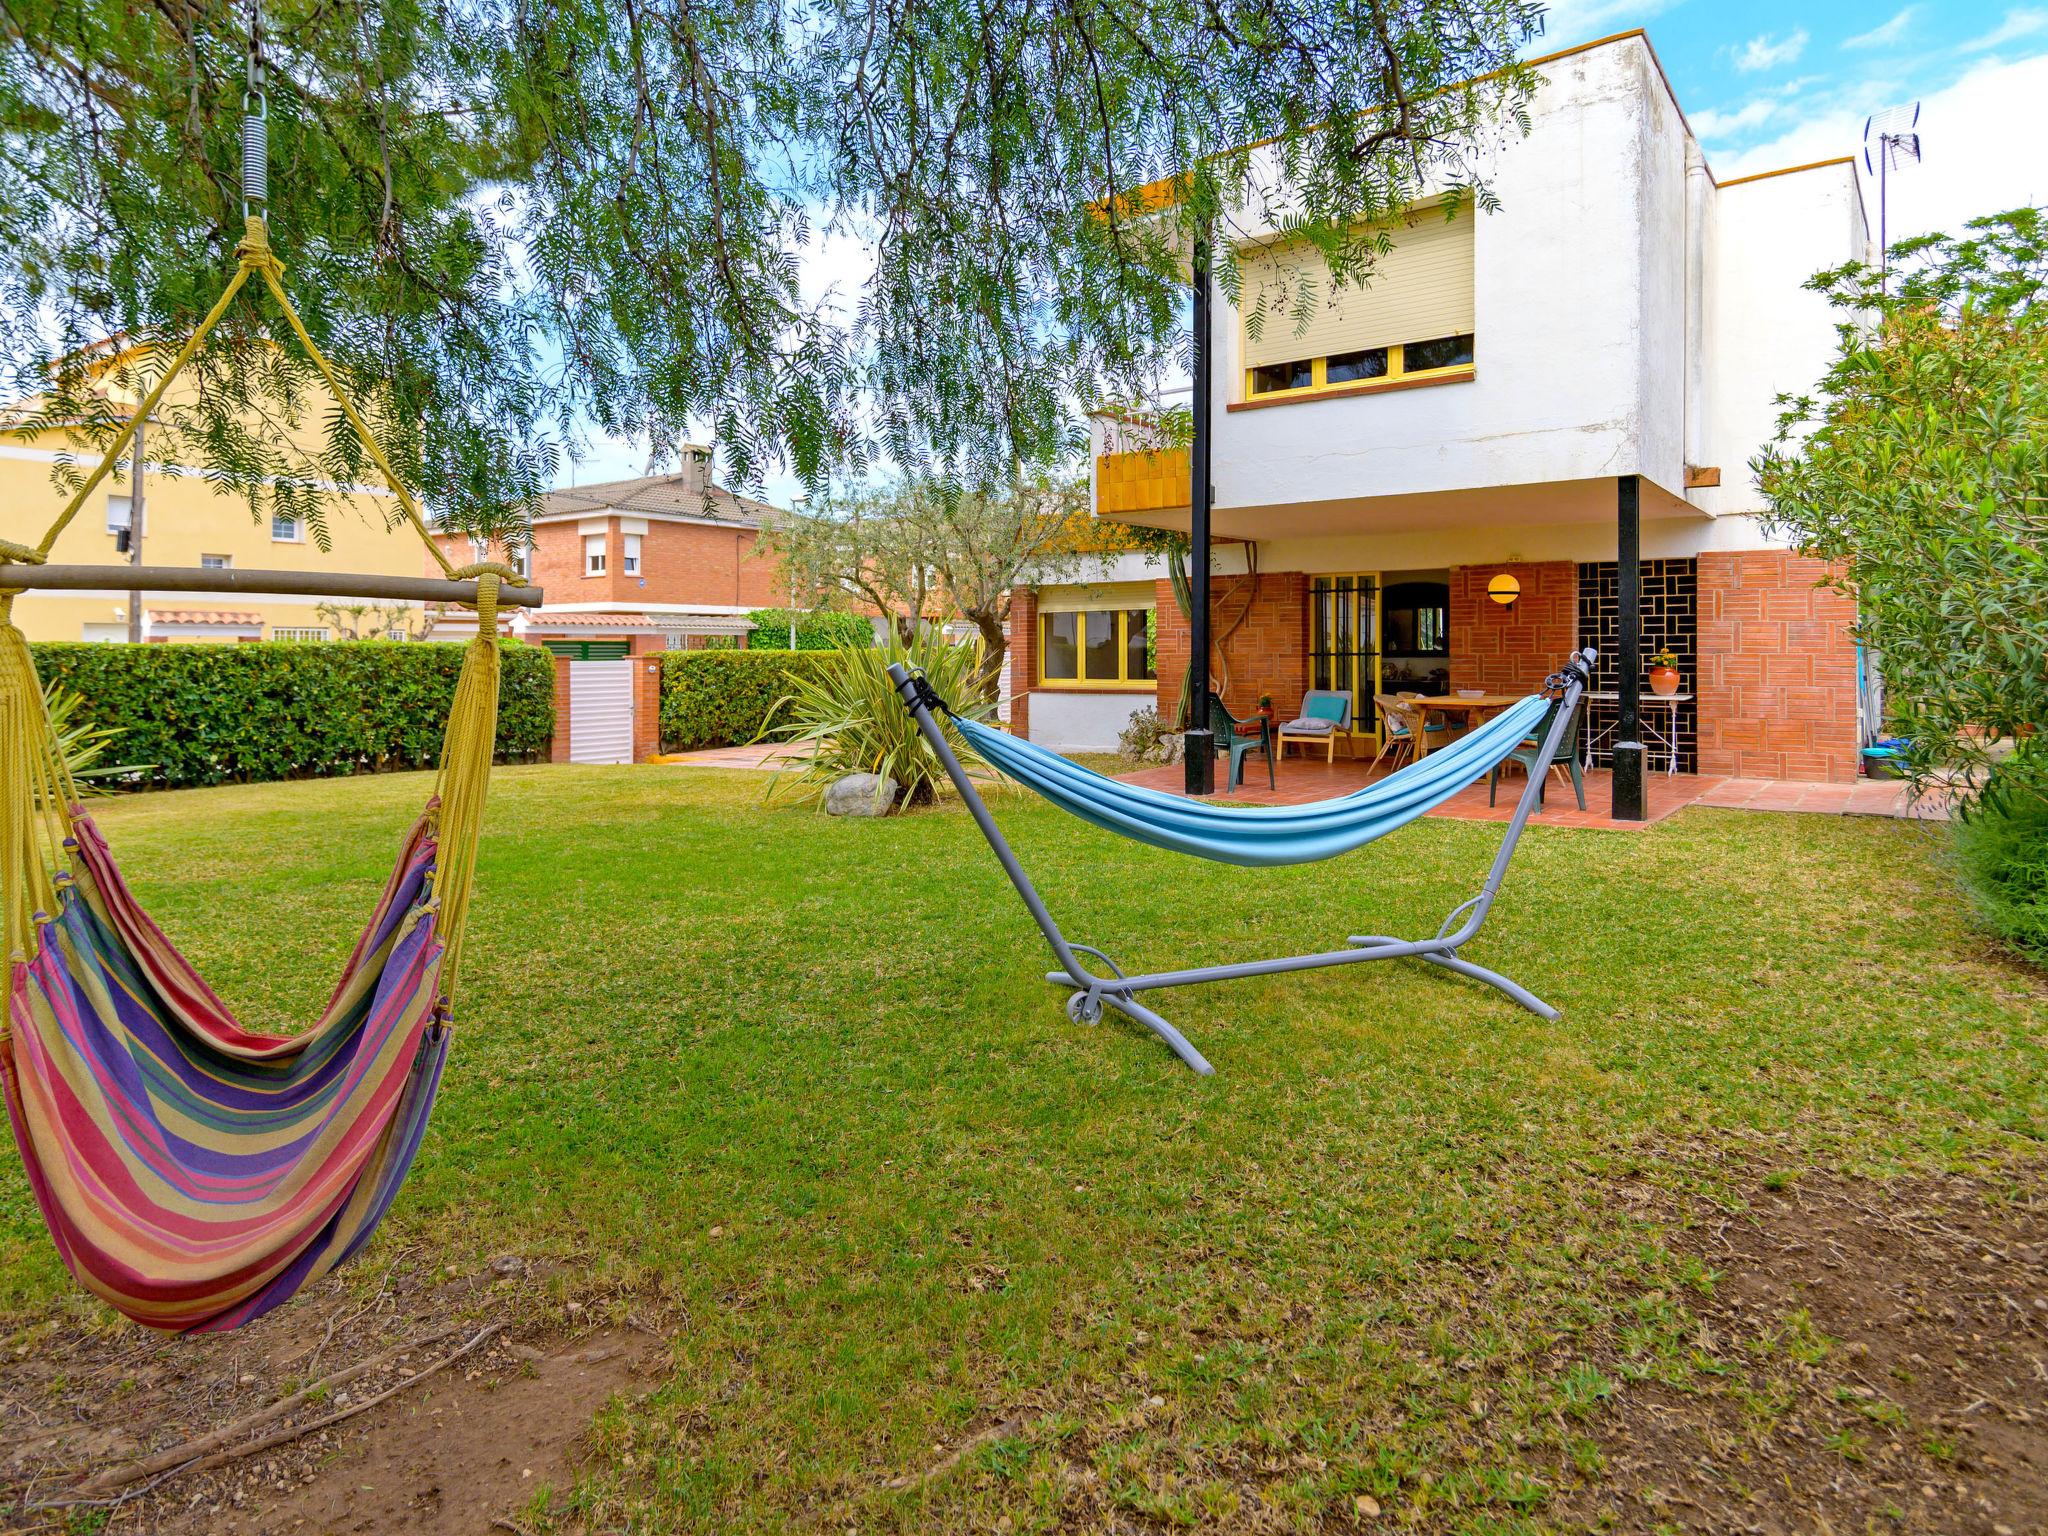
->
<box><xmin>3</xmin><ymin>767</ymin><xmax>2043</xmax><ymax>1531</ymax></box>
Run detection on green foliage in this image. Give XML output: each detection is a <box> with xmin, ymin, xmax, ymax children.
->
<box><xmin>29</xmin><ymin>642</ymin><xmax>553</xmax><ymax>788</ymax></box>
<box><xmin>743</xmin><ymin>609</ymin><xmax>875</xmax><ymax>651</ymax></box>
<box><xmin>1950</xmin><ymin>795</ymin><xmax>2048</xmax><ymax>961</ymax></box>
<box><xmin>42</xmin><ymin>685</ymin><xmax>150</xmax><ymax>792</ymax></box>
<box><xmin>765</xmin><ymin>628</ymin><xmax>992</xmax><ymax>809</ymax></box>
<box><xmin>658</xmin><ymin>649</ymin><xmax>842</xmax><ymax>750</ymax></box>
<box><xmin>2</xmin><ymin>1</ymin><xmax>1541</xmax><ymax>521</ymax></box>
<box><xmin>1755</xmin><ymin>208</ymin><xmax>2048</xmax><ymax>813</ymax></box>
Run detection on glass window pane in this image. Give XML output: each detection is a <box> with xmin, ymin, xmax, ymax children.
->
<box><xmin>1325</xmin><ymin>347</ymin><xmax>1389</xmax><ymax>384</ymax></box>
<box><xmin>1404</xmin><ymin>333</ymin><xmax>1475</xmax><ymax>372</ymax></box>
<box><xmin>1083</xmin><ymin>610</ymin><xmax>1118</xmax><ymax>680</ymax></box>
<box><xmin>1042</xmin><ymin>612</ymin><xmax>1079</xmax><ymax>679</ymax></box>
<box><xmin>1124</xmin><ymin>609</ymin><xmax>1154</xmax><ymax>681</ymax></box>
<box><xmin>1251</xmin><ymin>359</ymin><xmax>1312</xmax><ymax>394</ymax></box>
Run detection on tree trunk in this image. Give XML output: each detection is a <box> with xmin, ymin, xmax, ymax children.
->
<box><xmin>967</xmin><ymin>608</ymin><xmax>1007</xmax><ymax>702</ymax></box>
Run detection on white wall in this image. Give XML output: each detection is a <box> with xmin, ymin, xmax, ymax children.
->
<box><xmin>1211</xmin><ymin>37</ymin><xmax>1687</xmax><ymax>518</ymax></box>
<box><xmin>1188</xmin><ymin>32</ymin><xmax>1863</xmax><ymax>557</ymax></box>
<box><xmin>1026</xmin><ymin>691</ymin><xmax>1153</xmax><ymax>752</ymax></box>
<box><xmin>1699</xmin><ymin>161</ymin><xmax>1869</xmax><ymax>519</ymax></box>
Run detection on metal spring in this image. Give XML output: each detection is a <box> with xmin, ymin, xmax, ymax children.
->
<box><xmin>241</xmin><ymin>109</ymin><xmax>268</xmax><ymax>209</ymax></box>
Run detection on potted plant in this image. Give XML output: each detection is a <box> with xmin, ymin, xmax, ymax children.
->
<box><xmin>1647</xmin><ymin>646</ymin><xmax>1681</xmax><ymax>696</ymax></box>
<box><xmin>1256</xmin><ymin>692</ymin><xmax>1275</xmax><ymax>726</ymax></box>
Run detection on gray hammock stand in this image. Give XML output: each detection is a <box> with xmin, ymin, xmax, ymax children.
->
<box><xmin>888</xmin><ymin>648</ymin><xmax>1596</xmax><ymax>1075</ymax></box>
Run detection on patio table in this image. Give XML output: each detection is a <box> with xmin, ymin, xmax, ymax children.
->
<box><xmin>1403</xmin><ymin>694</ymin><xmax>1523</xmax><ymax>758</ymax></box>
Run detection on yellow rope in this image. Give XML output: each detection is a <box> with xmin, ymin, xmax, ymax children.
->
<box><xmin>4</xmin><ymin>217</ymin><xmax>530</xmax><ymax>1008</ymax></box>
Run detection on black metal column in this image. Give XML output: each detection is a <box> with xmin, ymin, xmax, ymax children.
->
<box><xmin>1182</xmin><ymin>230</ymin><xmax>1216</xmax><ymax>794</ymax></box>
<box><xmin>1612</xmin><ymin>474</ymin><xmax>1646</xmax><ymax>821</ymax></box>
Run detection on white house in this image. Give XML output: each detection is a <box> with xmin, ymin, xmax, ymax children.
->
<box><xmin>1012</xmin><ymin>29</ymin><xmax>1869</xmax><ymax>795</ymax></box>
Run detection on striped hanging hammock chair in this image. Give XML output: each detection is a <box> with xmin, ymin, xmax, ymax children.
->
<box><xmin>0</xmin><ymin>214</ymin><xmax>523</xmax><ymax>1332</ymax></box>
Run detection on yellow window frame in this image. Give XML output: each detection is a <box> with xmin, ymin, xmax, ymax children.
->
<box><xmin>1038</xmin><ymin>606</ymin><xmax>1156</xmax><ymax>691</ymax></box>
<box><xmin>1243</xmin><ymin>337</ymin><xmax>1475</xmax><ymax>403</ymax></box>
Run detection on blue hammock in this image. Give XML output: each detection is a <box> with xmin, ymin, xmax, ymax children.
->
<box><xmin>951</xmin><ymin>693</ymin><xmax>1551</xmax><ymax>868</ymax></box>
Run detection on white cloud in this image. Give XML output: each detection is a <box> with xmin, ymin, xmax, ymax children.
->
<box><xmin>1960</xmin><ymin>9</ymin><xmax>2047</xmax><ymax>51</ymax></box>
<box><xmin>1733</xmin><ymin>30</ymin><xmax>1810</xmax><ymax>72</ymax></box>
<box><xmin>1711</xmin><ymin>50</ymin><xmax>2048</xmax><ymax>246</ymax></box>
<box><xmin>1691</xmin><ymin>98</ymin><xmax>1783</xmax><ymax>138</ymax></box>
<box><xmin>1531</xmin><ymin>0</ymin><xmax>1683</xmax><ymax>48</ymax></box>
<box><xmin>1843</xmin><ymin>8</ymin><xmax>1913</xmax><ymax>50</ymax></box>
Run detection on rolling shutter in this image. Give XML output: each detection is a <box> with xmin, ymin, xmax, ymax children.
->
<box><xmin>1239</xmin><ymin>212</ymin><xmax>1474</xmax><ymax>368</ymax></box>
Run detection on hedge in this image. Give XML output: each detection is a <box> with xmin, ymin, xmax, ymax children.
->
<box><xmin>32</xmin><ymin>641</ymin><xmax>555</xmax><ymax>789</ymax></box>
<box><xmin>743</xmin><ymin>608</ymin><xmax>875</xmax><ymax>651</ymax></box>
<box><xmin>659</xmin><ymin>648</ymin><xmax>844</xmax><ymax>750</ymax></box>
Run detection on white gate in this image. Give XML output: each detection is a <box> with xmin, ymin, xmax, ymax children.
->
<box><xmin>567</xmin><ymin>660</ymin><xmax>635</xmax><ymax>764</ymax></box>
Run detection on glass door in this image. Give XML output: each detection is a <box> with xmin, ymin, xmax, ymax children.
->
<box><xmin>1309</xmin><ymin>574</ymin><xmax>1380</xmax><ymax>746</ymax></box>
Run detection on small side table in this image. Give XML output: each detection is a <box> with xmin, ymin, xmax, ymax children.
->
<box><xmin>1584</xmin><ymin>691</ymin><xmax>1693</xmax><ymax>776</ymax></box>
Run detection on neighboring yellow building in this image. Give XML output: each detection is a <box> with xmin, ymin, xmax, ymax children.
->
<box><xmin>1</xmin><ymin>345</ymin><xmax>431</xmax><ymax>643</ymax></box>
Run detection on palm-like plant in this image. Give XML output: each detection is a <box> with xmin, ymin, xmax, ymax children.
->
<box><xmin>764</xmin><ymin>627</ymin><xmax>995</xmax><ymax>811</ymax></box>
<box><xmin>46</xmin><ymin>686</ymin><xmax>149</xmax><ymax>793</ymax></box>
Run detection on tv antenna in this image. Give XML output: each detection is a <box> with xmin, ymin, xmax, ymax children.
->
<box><xmin>1863</xmin><ymin>102</ymin><xmax>1922</xmax><ymax>294</ymax></box>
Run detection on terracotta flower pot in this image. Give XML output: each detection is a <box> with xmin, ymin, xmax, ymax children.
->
<box><xmin>1648</xmin><ymin>665</ymin><xmax>1680</xmax><ymax>696</ymax></box>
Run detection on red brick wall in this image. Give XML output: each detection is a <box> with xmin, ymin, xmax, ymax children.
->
<box><xmin>1149</xmin><ymin>571</ymin><xmax>1311</xmax><ymax>723</ymax></box>
<box><xmin>434</xmin><ymin>520</ymin><xmax>783</xmax><ymax>609</ymax></box>
<box><xmin>1007</xmin><ymin>585</ymin><xmax>1036</xmax><ymax>736</ymax></box>
<box><xmin>1697</xmin><ymin>551</ymin><xmax>1859</xmax><ymax>782</ymax></box>
<box><xmin>1448</xmin><ymin>562</ymin><xmax>1578</xmax><ymax>696</ymax></box>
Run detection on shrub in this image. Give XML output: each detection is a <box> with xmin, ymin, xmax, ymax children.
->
<box><xmin>1950</xmin><ymin>795</ymin><xmax>2048</xmax><ymax>963</ymax></box>
<box><xmin>765</xmin><ymin>627</ymin><xmax>992</xmax><ymax>810</ymax></box>
<box><xmin>744</xmin><ymin>609</ymin><xmax>875</xmax><ymax>651</ymax></box>
<box><xmin>659</xmin><ymin>649</ymin><xmax>842</xmax><ymax>750</ymax></box>
<box><xmin>30</xmin><ymin>641</ymin><xmax>554</xmax><ymax>789</ymax></box>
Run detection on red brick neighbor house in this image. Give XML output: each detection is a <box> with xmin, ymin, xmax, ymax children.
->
<box><xmin>431</xmin><ymin>452</ymin><xmax>794</xmax><ymax>764</ymax></box>
<box><xmin>1007</xmin><ymin>32</ymin><xmax>1869</xmax><ymax>806</ymax></box>
<box><xmin>430</xmin><ymin>450</ymin><xmax>791</xmax><ymax>657</ymax></box>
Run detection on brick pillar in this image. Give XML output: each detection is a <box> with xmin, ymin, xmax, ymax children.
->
<box><xmin>1213</xmin><ymin>570</ymin><xmax>1309</xmax><ymax>717</ymax></box>
<box><xmin>1448</xmin><ymin>562</ymin><xmax>1577</xmax><ymax>694</ymax></box>
<box><xmin>633</xmin><ymin>654</ymin><xmax>663</xmax><ymax>762</ymax></box>
<box><xmin>1696</xmin><ymin>551</ymin><xmax>1858</xmax><ymax>782</ymax></box>
<box><xmin>1008</xmin><ymin>585</ymin><xmax>1036</xmax><ymax>737</ymax></box>
<box><xmin>1153</xmin><ymin>577</ymin><xmax>1188</xmax><ymax>724</ymax></box>
<box><xmin>547</xmin><ymin>651</ymin><xmax>572</xmax><ymax>764</ymax></box>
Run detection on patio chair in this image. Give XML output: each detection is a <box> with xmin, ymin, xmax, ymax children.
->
<box><xmin>1277</xmin><ymin>689</ymin><xmax>1352</xmax><ymax>763</ymax></box>
<box><xmin>1368</xmin><ymin>694</ymin><xmax>1446</xmax><ymax>775</ymax></box>
<box><xmin>1488</xmin><ymin>696</ymin><xmax>1587</xmax><ymax>810</ymax></box>
<box><xmin>1206</xmin><ymin>692</ymin><xmax>1275</xmax><ymax>794</ymax></box>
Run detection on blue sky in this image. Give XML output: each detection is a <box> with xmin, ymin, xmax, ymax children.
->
<box><xmin>574</xmin><ymin>3</ymin><xmax>2045</xmax><ymax>493</ymax></box>
<box><xmin>1538</xmin><ymin>1</ymin><xmax>2046</xmax><ymax>233</ymax></box>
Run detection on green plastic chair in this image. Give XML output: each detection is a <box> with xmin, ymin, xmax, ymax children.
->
<box><xmin>1206</xmin><ymin>692</ymin><xmax>1275</xmax><ymax>794</ymax></box>
<box><xmin>1487</xmin><ymin>697</ymin><xmax>1586</xmax><ymax>810</ymax></box>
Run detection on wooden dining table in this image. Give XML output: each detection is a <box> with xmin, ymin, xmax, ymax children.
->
<box><xmin>1402</xmin><ymin>694</ymin><xmax>1525</xmax><ymax>758</ymax></box>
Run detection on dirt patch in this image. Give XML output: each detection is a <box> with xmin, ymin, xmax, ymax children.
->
<box><xmin>1564</xmin><ymin>1166</ymin><xmax>2048</xmax><ymax>1535</ymax></box>
<box><xmin>1</xmin><ymin>1259</ymin><xmax>664</xmax><ymax>1534</ymax></box>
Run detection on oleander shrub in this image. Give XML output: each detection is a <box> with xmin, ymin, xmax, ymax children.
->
<box><xmin>744</xmin><ymin>609</ymin><xmax>875</xmax><ymax>651</ymax></box>
<box><xmin>30</xmin><ymin>641</ymin><xmax>554</xmax><ymax>788</ymax></box>
<box><xmin>659</xmin><ymin>648</ymin><xmax>842</xmax><ymax>750</ymax></box>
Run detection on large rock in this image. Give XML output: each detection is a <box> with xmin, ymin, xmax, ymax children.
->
<box><xmin>825</xmin><ymin>772</ymin><xmax>899</xmax><ymax>816</ymax></box>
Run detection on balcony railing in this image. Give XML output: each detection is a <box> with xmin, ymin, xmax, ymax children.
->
<box><xmin>1089</xmin><ymin>408</ymin><xmax>1188</xmax><ymax>519</ymax></box>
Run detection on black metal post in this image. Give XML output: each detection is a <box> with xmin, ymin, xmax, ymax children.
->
<box><xmin>1612</xmin><ymin>474</ymin><xmax>1646</xmax><ymax>821</ymax></box>
<box><xmin>1182</xmin><ymin>230</ymin><xmax>1216</xmax><ymax>794</ymax></box>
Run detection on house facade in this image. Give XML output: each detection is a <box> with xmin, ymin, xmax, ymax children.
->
<box><xmin>1011</xmin><ymin>29</ymin><xmax>1867</xmax><ymax>787</ymax></box>
<box><xmin>2</xmin><ymin>352</ymin><xmax>430</xmax><ymax>643</ymax></box>
<box><xmin>428</xmin><ymin>453</ymin><xmax>791</xmax><ymax>655</ymax></box>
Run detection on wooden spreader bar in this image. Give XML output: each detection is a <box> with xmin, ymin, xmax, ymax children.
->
<box><xmin>3</xmin><ymin>566</ymin><xmax>543</xmax><ymax>608</ymax></box>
